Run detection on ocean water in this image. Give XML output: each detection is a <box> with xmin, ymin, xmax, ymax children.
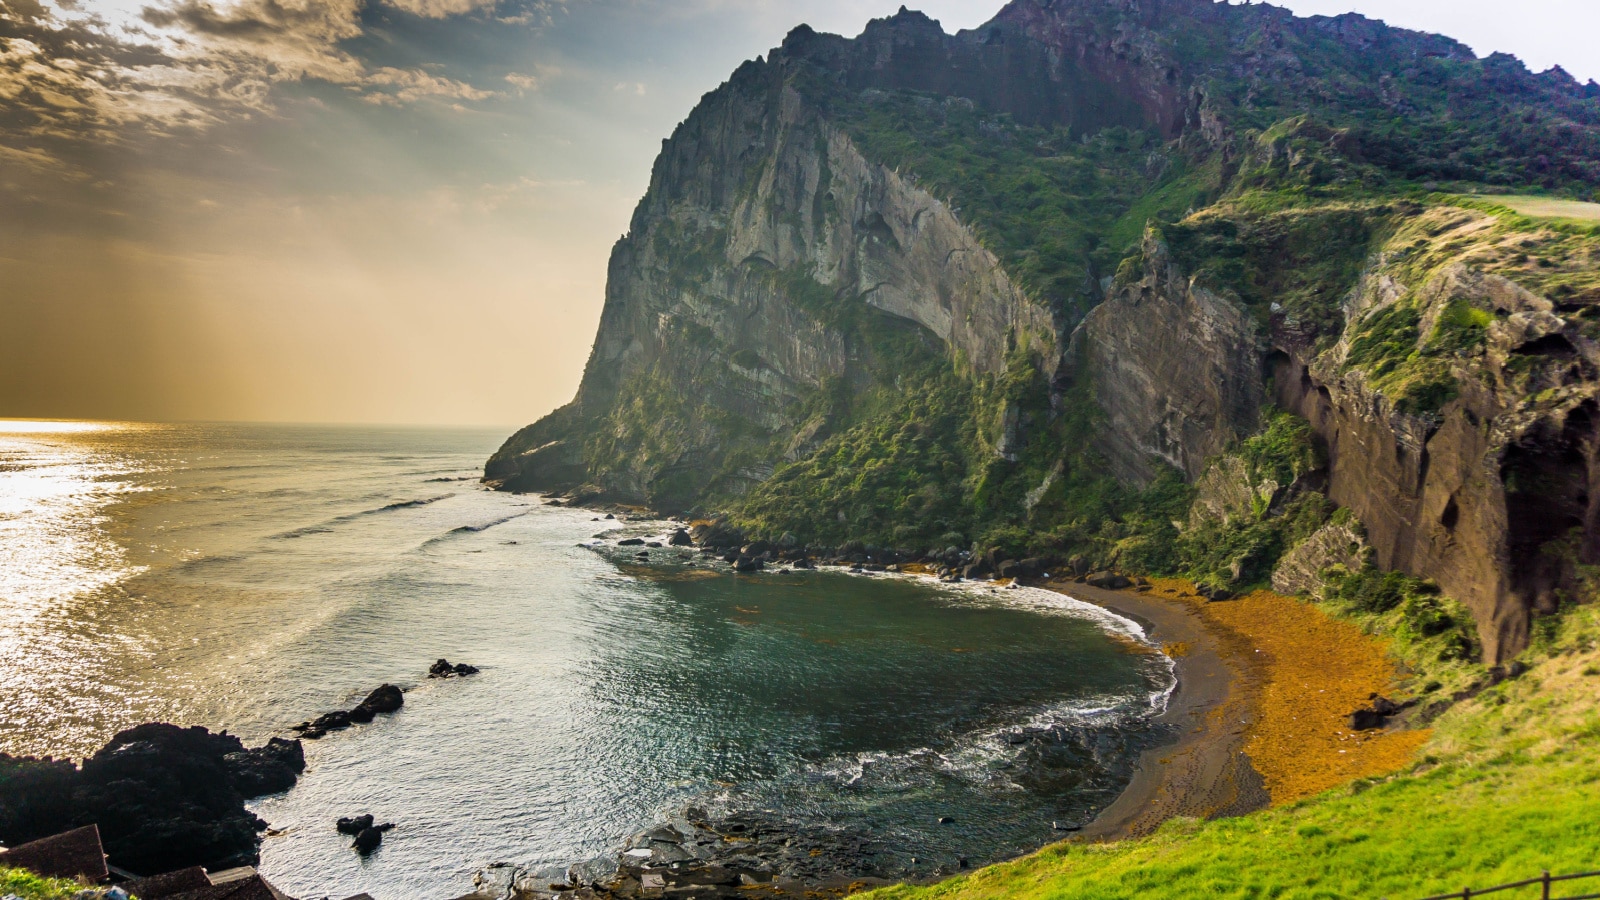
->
<box><xmin>0</xmin><ymin>421</ymin><xmax>1172</xmax><ymax>899</ymax></box>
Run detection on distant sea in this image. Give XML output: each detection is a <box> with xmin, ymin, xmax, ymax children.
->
<box><xmin>0</xmin><ymin>421</ymin><xmax>1171</xmax><ymax>899</ymax></box>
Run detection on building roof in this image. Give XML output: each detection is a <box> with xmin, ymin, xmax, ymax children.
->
<box><xmin>125</xmin><ymin>867</ymin><xmax>214</xmax><ymax>899</ymax></box>
<box><xmin>0</xmin><ymin>824</ymin><xmax>109</xmax><ymax>881</ymax></box>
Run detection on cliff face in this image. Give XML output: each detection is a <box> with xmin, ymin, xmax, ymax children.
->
<box><xmin>488</xmin><ymin>39</ymin><xmax>1054</xmax><ymax>509</ymax></box>
<box><xmin>491</xmin><ymin>0</ymin><xmax>1600</xmax><ymax>662</ymax></box>
<box><xmin>1087</xmin><ymin>202</ymin><xmax>1600</xmax><ymax>662</ymax></box>
<box><xmin>1076</xmin><ymin>233</ymin><xmax>1266</xmax><ymax>484</ymax></box>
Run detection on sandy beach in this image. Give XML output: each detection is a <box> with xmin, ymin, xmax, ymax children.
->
<box><xmin>1047</xmin><ymin>578</ymin><xmax>1432</xmax><ymax>841</ymax></box>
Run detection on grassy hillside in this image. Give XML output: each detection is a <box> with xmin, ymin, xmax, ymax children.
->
<box><xmin>870</xmin><ymin>605</ymin><xmax>1600</xmax><ymax>900</ymax></box>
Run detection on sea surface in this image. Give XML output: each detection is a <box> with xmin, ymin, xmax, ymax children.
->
<box><xmin>0</xmin><ymin>421</ymin><xmax>1172</xmax><ymax>899</ymax></box>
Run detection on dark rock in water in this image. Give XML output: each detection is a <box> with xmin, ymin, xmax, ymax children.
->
<box><xmin>430</xmin><ymin>659</ymin><xmax>479</xmax><ymax>678</ymax></box>
<box><xmin>617</xmin><ymin>538</ymin><xmax>645</xmax><ymax>546</ymax></box>
<box><xmin>733</xmin><ymin>556</ymin><xmax>765</xmax><ymax>573</ymax></box>
<box><xmin>352</xmin><ymin>825</ymin><xmax>387</xmax><ymax>855</ymax></box>
<box><xmin>937</xmin><ymin>816</ymin><xmax>954</xmax><ymax>825</ymax></box>
<box><xmin>222</xmin><ymin>737</ymin><xmax>305</xmax><ymax>796</ymax></box>
<box><xmin>669</xmin><ymin>528</ymin><xmax>693</xmax><ymax>546</ymax></box>
<box><xmin>0</xmin><ymin>723</ymin><xmax>302</xmax><ymax>875</ymax></box>
<box><xmin>337</xmin><ymin>814</ymin><xmax>375</xmax><ymax>835</ymax></box>
<box><xmin>646</xmin><ymin>541</ymin><xmax>663</xmax><ymax>548</ymax></box>
<box><xmin>605</xmin><ymin>513</ymin><xmax>615</xmax><ymax>519</ymax></box>
<box><xmin>347</xmin><ymin>705</ymin><xmax>375</xmax><ymax>724</ymax></box>
<box><xmin>300</xmin><ymin>710</ymin><xmax>352</xmax><ymax>737</ymax></box>
<box><xmin>792</xmin><ymin>558</ymin><xmax>815</xmax><ymax>570</ymax></box>
<box><xmin>357</xmin><ymin>683</ymin><xmax>404</xmax><ymax>716</ymax></box>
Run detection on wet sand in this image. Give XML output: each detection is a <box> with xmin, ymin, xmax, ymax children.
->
<box><xmin>1043</xmin><ymin>578</ymin><xmax>1431</xmax><ymax>841</ymax></box>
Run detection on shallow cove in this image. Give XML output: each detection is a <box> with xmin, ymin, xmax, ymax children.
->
<box><xmin>0</xmin><ymin>424</ymin><xmax>1168</xmax><ymax>899</ymax></box>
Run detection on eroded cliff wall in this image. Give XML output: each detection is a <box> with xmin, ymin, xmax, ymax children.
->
<box><xmin>1084</xmin><ymin>204</ymin><xmax>1600</xmax><ymax>662</ymax></box>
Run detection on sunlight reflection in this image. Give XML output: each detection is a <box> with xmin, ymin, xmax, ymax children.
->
<box><xmin>0</xmin><ymin>419</ymin><xmax>121</xmax><ymax>435</ymax></box>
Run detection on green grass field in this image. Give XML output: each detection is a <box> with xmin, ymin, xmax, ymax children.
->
<box><xmin>0</xmin><ymin>866</ymin><xmax>94</xmax><ymax>899</ymax></box>
<box><xmin>871</xmin><ymin>607</ymin><xmax>1600</xmax><ymax>900</ymax></box>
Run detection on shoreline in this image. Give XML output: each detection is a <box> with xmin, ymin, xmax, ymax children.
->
<box><xmin>1043</xmin><ymin>580</ymin><xmax>1269</xmax><ymax>840</ymax></box>
<box><xmin>476</xmin><ymin>511</ymin><xmax>1434</xmax><ymax>900</ymax></box>
<box><xmin>1045</xmin><ymin>577</ymin><xmax>1432</xmax><ymax>844</ymax></box>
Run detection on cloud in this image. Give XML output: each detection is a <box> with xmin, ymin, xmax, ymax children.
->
<box><xmin>384</xmin><ymin>0</ymin><xmax>498</xmax><ymax>18</ymax></box>
<box><xmin>0</xmin><ymin>0</ymin><xmax>525</xmax><ymax>169</ymax></box>
<box><xmin>360</xmin><ymin>65</ymin><xmax>496</xmax><ymax>105</ymax></box>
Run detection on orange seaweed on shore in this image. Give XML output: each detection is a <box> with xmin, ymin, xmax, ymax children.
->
<box><xmin>1146</xmin><ymin>578</ymin><xmax>1430</xmax><ymax>804</ymax></box>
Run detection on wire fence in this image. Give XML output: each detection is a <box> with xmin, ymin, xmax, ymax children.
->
<box><xmin>1393</xmin><ymin>870</ymin><xmax>1600</xmax><ymax>900</ymax></box>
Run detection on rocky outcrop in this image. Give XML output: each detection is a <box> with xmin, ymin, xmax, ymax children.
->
<box><xmin>0</xmin><ymin>725</ymin><xmax>304</xmax><ymax>875</ymax></box>
<box><xmin>1075</xmin><ymin>231</ymin><xmax>1265</xmax><ymax>484</ymax></box>
<box><xmin>1271</xmin><ymin>520</ymin><xmax>1369</xmax><ymax>598</ymax></box>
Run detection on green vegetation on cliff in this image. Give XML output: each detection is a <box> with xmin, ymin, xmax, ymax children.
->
<box><xmin>812</xmin><ymin>86</ymin><xmax>1175</xmax><ymax>319</ymax></box>
<box><xmin>869</xmin><ymin>605</ymin><xmax>1600</xmax><ymax>900</ymax></box>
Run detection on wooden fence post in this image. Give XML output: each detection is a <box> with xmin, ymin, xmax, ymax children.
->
<box><xmin>1542</xmin><ymin>870</ymin><xmax>1551</xmax><ymax>900</ymax></box>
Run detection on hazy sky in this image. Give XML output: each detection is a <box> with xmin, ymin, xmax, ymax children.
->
<box><xmin>1</xmin><ymin>0</ymin><xmax>1596</xmax><ymax>427</ymax></box>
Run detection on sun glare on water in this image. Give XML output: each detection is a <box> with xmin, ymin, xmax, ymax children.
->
<box><xmin>0</xmin><ymin>419</ymin><xmax>146</xmax><ymax>639</ymax></box>
<box><xmin>0</xmin><ymin>419</ymin><xmax>121</xmax><ymax>434</ymax></box>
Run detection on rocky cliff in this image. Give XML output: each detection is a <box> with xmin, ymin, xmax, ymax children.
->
<box><xmin>490</xmin><ymin>0</ymin><xmax>1600</xmax><ymax>662</ymax></box>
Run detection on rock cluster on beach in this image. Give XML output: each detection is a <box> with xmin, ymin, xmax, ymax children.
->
<box><xmin>463</xmin><ymin>808</ymin><xmax>902</xmax><ymax>900</ymax></box>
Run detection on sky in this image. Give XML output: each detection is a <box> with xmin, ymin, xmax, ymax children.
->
<box><xmin>0</xmin><ymin>0</ymin><xmax>1596</xmax><ymax>427</ymax></box>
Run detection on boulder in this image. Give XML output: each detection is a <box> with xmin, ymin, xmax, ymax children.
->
<box><xmin>669</xmin><ymin>528</ymin><xmax>693</xmax><ymax>546</ymax></box>
<box><xmin>303</xmin><ymin>711</ymin><xmax>352</xmax><ymax>734</ymax></box>
<box><xmin>336</xmin><ymin>815</ymin><xmax>375</xmax><ymax>836</ymax></box>
<box><xmin>352</xmin><ymin>825</ymin><xmax>388</xmax><ymax>855</ymax></box>
<box><xmin>690</xmin><ymin>522</ymin><xmax>745</xmax><ymax>549</ymax></box>
<box><xmin>357</xmin><ymin>684</ymin><xmax>404</xmax><ymax>715</ymax></box>
<box><xmin>1086</xmin><ymin>571</ymin><xmax>1132</xmax><ymax>590</ymax></box>
<box><xmin>1348</xmin><ymin>695</ymin><xmax>1402</xmax><ymax>730</ymax></box>
<box><xmin>617</xmin><ymin>538</ymin><xmax>645</xmax><ymax>546</ymax></box>
<box><xmin>734</xmin><ymin>556</ymin><xmax>765</xmax><ymax>573</ymax></box>
<box><xmin>429</xmin><ymin>659</ymin><xmax>479</xmax><ymax>678</ymax></box>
